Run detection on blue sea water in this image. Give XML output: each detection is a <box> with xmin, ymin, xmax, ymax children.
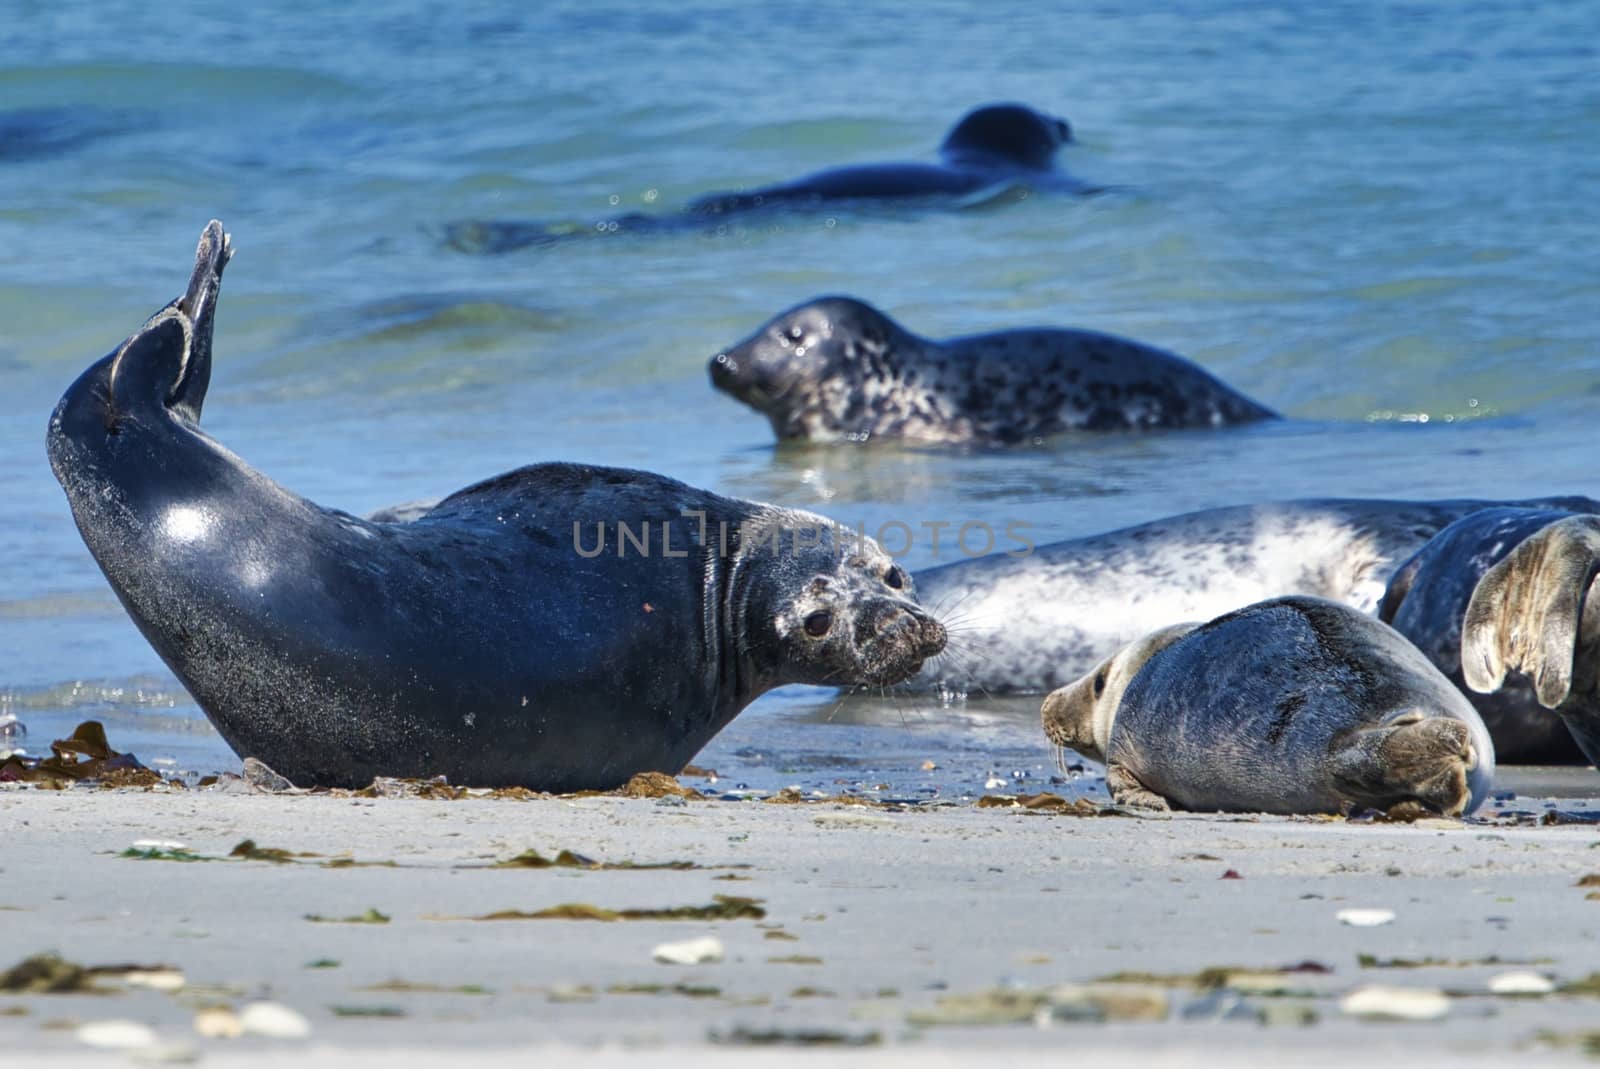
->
<box><xmin>1</xmin><ymin>1</ymin><xmax>1597</xmax><ymax>791</ymax></box>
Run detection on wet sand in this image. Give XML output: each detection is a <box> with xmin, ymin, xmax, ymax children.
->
<box><xmin>3</xmin><ymin>781</ymin><xmax>1600</xmax><ymax>1066</ymax></box>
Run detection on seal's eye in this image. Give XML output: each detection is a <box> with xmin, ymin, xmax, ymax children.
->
<box><xmin>803</xmin><ymin>611</ymin><xmax>833</xmax><ymax>638</ymax></box>
<box><xmin>884</xmin><ymin>566</ymin><xmax>906</xmax><ymax>590</ymax></box>
<box><xmin>1092</xmin><ymin>669</ymin><xmax>1107</xmax><ymax>699</ymax></box>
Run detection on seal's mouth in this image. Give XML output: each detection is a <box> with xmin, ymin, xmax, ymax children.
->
<box><xmin>857</xmin><ymin>609</ymin><xmax>948</xmax><ymax>687</ymax></box>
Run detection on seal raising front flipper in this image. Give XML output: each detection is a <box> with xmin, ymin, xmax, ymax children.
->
<box><xmin>48</xmin><ymin>222</ymin><xmax>947</xmax><ymax>790</ymax></box>
<box><xmin>1462</xmin><ymin>515</ymin><xmax>1600</xmax><ymax>764</ymax></box>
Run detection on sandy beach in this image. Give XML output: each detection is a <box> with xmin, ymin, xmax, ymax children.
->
<box><xmin>4</xmin><ymin>772</ymin><xmax>1600</xmax><ymax>1067</ymax></box>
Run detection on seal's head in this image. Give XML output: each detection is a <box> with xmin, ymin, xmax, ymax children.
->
<box><xmin>735</xmin><ymin>510</ymin><xmax>946</xmax><ymax>688</ymax></box>
<box><xmin>938</xmin><ymin>103</ymin><xmax>1074</xmax><ymax>171</ymax></box>
<box><xmin>709</xmin><ymin>296</ymin><xmax>903</xmax><ymax>441</ymax></box>
<box><xmin>1040</xmin><ymin>623</ymin><xmax>1196</xmax><ymax>763</ymax></box>
<box><xmin>48</xmin><ymin>220</ymin><xmax>232</xmax><ymax>481</ymax></box>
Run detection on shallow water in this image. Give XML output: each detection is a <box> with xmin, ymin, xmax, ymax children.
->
<box><xmin>2</xmin><ymin>1</ymin><xmax>1598</xmax><ymax>784</ymax></box>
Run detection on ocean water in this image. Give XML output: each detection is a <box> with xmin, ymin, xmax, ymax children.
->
<box><xmin>2</xmin><ymin>1</ymin><xmax>1598</xmax><ymax>794</ymax></box>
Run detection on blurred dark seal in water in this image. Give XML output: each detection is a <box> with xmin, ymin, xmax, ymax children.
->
<box><xmin>442</xmin><ymin>102</ymin><xmax>1097</xmax><ymax>254</ymax></box>
<box><xmin>46</xmin><ymin>221</ymin><xmax>946</xmax><ymax>790</ymax></box>
<box><xmin>710</xmin><ymin>295</ymin><xmax>1278</xmax><ymax>444</ymax></box>
<box><xmin>1041</xmin><ymin>596</ymin><xmax>1495</xmax><ymax>816</ymax></box>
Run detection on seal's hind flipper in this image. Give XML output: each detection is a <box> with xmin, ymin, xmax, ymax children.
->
<box><xmin>1105</xmin><ymin>762</ymin><xmax>1171</xmax><ymax>812</ymax></box>
<box><xmin>1331</xmin><ymin>715</ymin><xmax>1476</xmax><ymax>817</ymax></box>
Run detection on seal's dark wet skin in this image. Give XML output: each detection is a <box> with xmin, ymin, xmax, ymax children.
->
<box><xmin>47</xmin><ymin>221</ymin><xmax>944</xmax><ymax>791</ymax></box>
<box><xmin>440</xmin><ymin>103</ymin><xmax>1096</xmax><ymax>255</ymax></box>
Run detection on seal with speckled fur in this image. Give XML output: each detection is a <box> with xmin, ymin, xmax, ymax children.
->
<box><xmin>710</xmin><ymin>296</ymin><xmax>1277</xmax><ymax>444</ymax></box>
<box><xmin>441</xmin><ymin>103</ymin><xmax>1095</xmax><ymax>254</ymax></box>
<box><xmin>1041</xmin><ymin>596</ymin><xmax>1495</xmax><ymax>816</ymax></box>
<box><xmin>46</xmin><ymin>221</ymin><xmax>947</xmax><ymax>790</ymax></box>
<box><xmin>912</xmin><ymin>495</ymin><xmax>1600</xmax><ymax>697</ymax></box>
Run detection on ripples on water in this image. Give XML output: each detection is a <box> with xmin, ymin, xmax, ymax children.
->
<box><xmin>2</xmin><ymin>1</ymin><xmax>1597</xmax><ymax>781</ymax></box>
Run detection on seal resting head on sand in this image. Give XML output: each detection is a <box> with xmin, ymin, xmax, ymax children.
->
<box><xmin>709</xmin><ymin>296</ymin><xmax>1277</xmax><ymax>444</ymax></box>
<box><xmin>45</xmin><ymin>221</ymin><xmax>947</xmax><ymax>791</ymax></box>
<box><xmin>1041</xmin><ymin>596</ymin><xmax>1494</xmax><ymax>816</ymax></box>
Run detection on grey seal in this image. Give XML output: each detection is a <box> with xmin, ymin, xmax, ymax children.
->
<box><xmin>46</xmin><ymin>221</ymin><xmax>947</xmax><ymax>790</ymax></box>
<box><xmin>1041</xmin><ymin>596</ymin><xmax>1495</xmax><ymax>816</ymax></box>
<box><xmin>709</xmin><ymin>296</ymin><xmax>1278</xmax><ymax>444</ymax></box>
<box><xmin>914</xmin><ymin>496</ymin><xmax>1600</xmax><ymax>697</ymax></box>
<box><xmin>441</xmin><ymin>103</ymin><xmax>1095</xmax><ymax>254</ymax></box>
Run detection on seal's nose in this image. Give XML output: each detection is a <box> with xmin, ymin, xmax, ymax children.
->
<box><xmin>708</xmin><ymin>351</ymin><xmax>740</xmax><ymax>391</ymax></box>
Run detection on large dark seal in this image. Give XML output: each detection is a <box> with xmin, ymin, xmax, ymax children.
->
<box><xmin>46</xmin><ymin>221</ymin><xmax>947</xmax><ymax>790</ymax></box>
<box><xmin>1379</xmin><ymin>507</ymin><xmax>1595</xmax><ymax>764</ymax></box>
<box><xmin>710</xmin><ymin>296</ymin><xmax>1278</xmax><ymax>444</ymax></box>
<box><xmin>441</xmin><ymin>103</ymin><xmax>1093</xmax><ymax>254</ymax></box>
<box><xmin>1040</xmin><ymin>596</ymin><xmax>1495</xmax><ymax>816</ymax></box>
<box><xmin>689</xmin><ymin>102</ymin><xmax>1090</xmax><ymax>215</ymax></box>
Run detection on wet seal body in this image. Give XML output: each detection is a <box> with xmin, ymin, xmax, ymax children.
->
<box><xmin>1380</xmin><ymin>507</ymin><xmax>1592</xmax><ymax>764</ymax></box>
<box><xmin>689</xmin><ymin>102</ymin><xmax>1091</xmax><ymax>215</ymax></box>
<box><xmin>710</xmin><ymin>296</ymin><xmax>1277</xmax><ymax>444</ymax></box>
<box><xmin>46</xmin><ymin>222</ymin><xmax>946</xmax><ymax>790</ymax></box>
<box><xmin>1042</xmin><ymin>596</ymin><xmax>1495</xmax><ymax>816</ymax></box>
<box><xmin>913</xmin><ymin>496</ymin><xmax>1600</xmax><ymax>697</ymax></box>
<box><xmin>442</xmin><ymin>103</ymin><xmax>1094</xmax><ymax>254</ymax></box>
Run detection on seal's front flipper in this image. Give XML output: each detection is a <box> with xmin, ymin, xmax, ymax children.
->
<box><xmin>1463</xmin><ymin>515</ymin><xmax>1600</xmax><ymax>714</ymax></box>
<box><xmin>1331</xmin><ymin>714</ymin><xmax>1477</xmax><ymax>817</ymax></box>
<box><xmin>1105</xmin><ymin>762</ymin><xmax>1171</xmax><ymax>811</ymax></box>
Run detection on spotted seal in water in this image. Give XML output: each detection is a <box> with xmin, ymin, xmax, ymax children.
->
<box><xmin>1041</xmin><ymin>596</ymin><xmax>1495</xmax><ymax>816</ymax></box>
<box><xmin>441</xmin><ymin>103</ymin><xmax>1095</xmax><ymax>254</ymax></box>
<box><xmin>709</xmin><ymin>296</ymin><xmax>1278</xmax><ymax>444</ymax></box>
<box><xmin>45</xmin><ymin>221</ymin><xmax>947</xmax><ymax>790</ymax></box>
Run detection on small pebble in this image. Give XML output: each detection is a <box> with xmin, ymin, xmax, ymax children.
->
<box><xmin>76</xmin><ymin>1019</ymin><xmax>157</xmax><ymax>1050</ymax></box>
<box><xmin>1339</xmin><ymin>985</ymin><xmax>1450</xmax><ymax>1021</ymax></box>
<box><xmin>193</xmin><ymin>1006</ymin><xmax>243</xmax><ymax>1039</ymax></box>
<box><xmin>1336</xmin><ymin>908</ymin><xmax>1396</xmax><ymax>927</ymax></box>
<box><xmin>1487</xmin><ymin>971</ymin><xmax>1554</xmax><ymax>995</ymax></box>
<box><xmin>238</xmin><ymin>1001</ymin><xmax>311</xmax><ymax>1039</ymax></box>
<box><xmin>653</xmin><ymin>936</ymin><xmax>724</xmax><ymax>965</ymax></box>
<box><xmin>124</xmin><ymin>969</ymin><xmax>185</xmax><ymax>992</ymax></box>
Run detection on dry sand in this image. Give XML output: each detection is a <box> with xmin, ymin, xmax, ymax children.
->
<box><xmin>3</xmin><ymin>773</ymin><xmax>1600</xmax><ymax>1067</ymax></box>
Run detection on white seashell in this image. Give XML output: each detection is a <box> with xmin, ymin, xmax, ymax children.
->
<box><xmin>76</xmin><ymin>1019</ymin><xmax>157</xmax><ymax>1049</ymax></box>
<box><xmin>238</xmin><ymin>1001</ymin><xmax>311</xmax><ymax>1039</ymax></box>
<box><xmin>1487</xmin><ymin>971</ymin><xmax>1554</xmax><ymax>995</ymax></box>
<box><xmin>652</xmin><ymin>936</ymin><xmax>724</xmax><ymax>965</ymax></box>
<box><xmin>1339</xmin><ymin>985</ymin><xmax>1450</xmax><ymax>1021</ymax></box>
<box><xmin>193</xmin><ymin>1006</ymin><xmax>244</xmax><ymax>1039</ymax></box>
<box><xmin>1336</xmin><ymin>908</ymin><xmax>1396</xmax><ymax>927</ymax></box>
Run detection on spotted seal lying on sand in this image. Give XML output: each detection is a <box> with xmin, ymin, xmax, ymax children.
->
<box><xmin>709</xmin><ymin>296</ymin><xmax>1277</xmax><ymax>443</ymax></box>
<box><xmin>45</xmin><ymin>221</ymin><xmax>947</xmax><ymax>790</ymax></box>
<box><xmin>1041</xmin><ymin>596</ymin><xmax>1495</xmax><ymax>816</ymax></box>
<box><xmin>913</xmin><ymin>496</ymin><xmax>1600</xmax><ymax>698</ymax></box>
<box><xmin>441</xmin><ymin>103</ymin><xmax>1095</xmax><ymax>254</ymax></box>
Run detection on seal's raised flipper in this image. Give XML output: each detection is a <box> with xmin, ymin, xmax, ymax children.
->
<box><xmin>1462</xmin><ymin>516</ymin><xmax>1600</xmax><ymax>711</ymax></box>
<box><xmin>108</xmin><ymin>220</ymin><xmax>231</xmax><ymax>425</ymax></box>
<box><xmin>1105</xmin><ymin>762</ymin><xmax>1170</xmax><ymax>811</ymax></box>
<box><xmin>1330</xmin><ymin>714</ymin><xmax>1476</xmax><ymax>817</ymax></box>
